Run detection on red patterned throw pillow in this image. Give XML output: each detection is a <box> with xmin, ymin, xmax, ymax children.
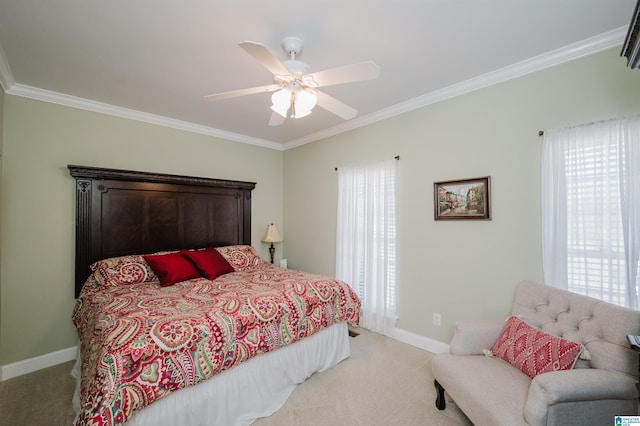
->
<box><xmin>215</xmin><ymin>245</ymin><xmax>263</xmax><ymax>271</ymax></box>
<box><xmin>91</xmin><ymin>254</ymin><xmax>159</xmax><ymax>286</ymax></box>
<box><xmin>489</xmin><ymin>316</ymin><xmax>582</xmax><ymax>379</ymax></box>
<box><xmin>182</xmin><ymin>247</ymin><xmax>234</xmax><ymax>280</ymax></box>
<box><xmin>143</xmin><ymin>252</ymin><xmax>201</xmax><ymax>287</ymax></box>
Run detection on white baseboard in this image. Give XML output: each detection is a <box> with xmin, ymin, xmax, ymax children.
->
<box><xmin>1</xmin><ymin>345</ymin><xmax>77</xmax><ymax>381</ymax></box>
<box><xmin>390</xmin><ymin>327</ymin><xmax>450</xmax><ymax>354</ymax></box>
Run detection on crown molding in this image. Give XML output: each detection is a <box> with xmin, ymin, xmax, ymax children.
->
<box><xmin>4</xmin><ymin>83</ymin><xmax>284</xmax><ymax>150</ymax></box>
<box><xmin>1</xmin><ymin>28</ymin><xmax>626</xmax><ymax>151</ymax></box>
<box><xmin>282</xmin><ymin>26</ymin><xmax>627</xmax><ymax>150</ymax></box>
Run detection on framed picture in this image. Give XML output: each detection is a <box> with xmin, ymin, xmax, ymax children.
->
<box><xmin>434</xmin><ymin>176</ymin><xmax>491</xmax><ymax>220</ymax></box>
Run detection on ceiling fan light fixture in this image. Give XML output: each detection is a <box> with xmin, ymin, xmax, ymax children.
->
<box><xmin>293</xmin><ymin>89</ymin><xmax>317</xmax><ymax>119</ymax></box>
<box><xmin>271</xmin><ymin>88</ymin><xmax>292</xmax><ymax>117</ymax></box>
<box><xmin>205</xmin><ymin>37</ymin><xmax>379</xmax><ymax>125</ymax></box>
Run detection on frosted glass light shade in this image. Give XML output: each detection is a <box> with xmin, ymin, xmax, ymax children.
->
<box><xmin>294</xmin><ymin>90</ymin><xmax>317</xmax><ymax>118</ymax></box>
<box><xmin>271</xmin><ymin>89</ymin><xmax>292</xmax><ymax>118</ymax></box>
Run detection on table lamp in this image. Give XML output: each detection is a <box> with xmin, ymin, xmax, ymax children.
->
<box><xmin>261</xmin><ymin>223</ymin><xmax>282</xmax><ymax>264</ymax></box>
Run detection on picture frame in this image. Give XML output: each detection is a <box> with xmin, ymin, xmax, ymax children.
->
<box><xmin>434</xmin><ymin>176</ymin><xmax>491</xmax><ymax>220</ymax></box>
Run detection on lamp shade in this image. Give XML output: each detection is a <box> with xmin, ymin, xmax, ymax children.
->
<box><xmin>261</xmin><ymin>223</ymin><xmax>282</xmax><ymax>243</ymax></box>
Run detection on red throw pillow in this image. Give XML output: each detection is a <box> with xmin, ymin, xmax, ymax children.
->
<box><xmin>490</xmin><ymin>316</ymin><xmax>582</xmax><ymax>379</ymax></box>
<box><xmin>143</xmin><ymin>252</ymin><xmax>201</xmax><ymax>287</ymax></box>
<box><xmin>182</xmin><ymin>247</ymin><xmax>234</xmax><ymax>280</ymax></box>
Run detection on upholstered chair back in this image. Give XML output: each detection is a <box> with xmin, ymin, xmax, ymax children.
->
<box><xmin>511</xmin><ymin>280</ymin><xmax>640</xmax><ymax>378</ymax></box>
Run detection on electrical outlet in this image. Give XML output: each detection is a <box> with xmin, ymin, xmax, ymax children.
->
<box><xmin>433</xmin><ymin>312</ymin><xmax>442</xmax><ymax>326</ymax></box>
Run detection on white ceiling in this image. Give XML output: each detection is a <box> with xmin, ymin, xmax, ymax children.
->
<box><xmin>0</xmin><ymin>1</ymin><xmax>636</xmax><ymax>150</ymax></box>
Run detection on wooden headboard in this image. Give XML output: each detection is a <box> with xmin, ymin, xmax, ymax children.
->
<box><xmin>68</xmin><ymin>165</ymin><xmax>256</xmax><ymax>297</ymax></box>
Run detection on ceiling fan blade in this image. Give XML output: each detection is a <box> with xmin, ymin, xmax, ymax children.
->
<box><xmin>239</xmin><ymin>41</ymin><xmax>291</xmax><ymax>77</ymax></box>
<box><xmin>315</xmin><ymin>90</ymin><xmax>358</xmax><ymax>120</ymax></box>
<box><xmin>268</xmin><ymin>112</ymin><xmax>286</xmax><ymax>126</ymax></box>
<box><xmin>307</xmin><ymin>61</ymin><xmax>380</xmax><ymax>87</ymax></box>
<box><xmin>203</xmin><ymin>84</ymin><xmax>281</xmax><ymax>102</ymax></box>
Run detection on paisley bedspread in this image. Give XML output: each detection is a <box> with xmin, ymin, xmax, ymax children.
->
<box><xmin>72</xmin><ymin>262</ymin><xmax>360</xmax><ymax>426</ymax></box>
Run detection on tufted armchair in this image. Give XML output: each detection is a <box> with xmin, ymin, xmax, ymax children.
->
<box><xmin>431</xmin><ymin>280</ymin><xmax>640</xmax><ymax>426</ymax></box>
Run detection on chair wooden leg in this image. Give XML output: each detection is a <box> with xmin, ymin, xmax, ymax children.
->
<box><xmin>434</xmin><ymin>380</ymin><xmax>446</xmax><ymax>410</ymax></box>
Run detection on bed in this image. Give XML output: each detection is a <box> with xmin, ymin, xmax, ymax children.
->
<box><xmin>68</xmin><ymin>165</ymin><xmax>361</xmax><ymax>426</ymax></box>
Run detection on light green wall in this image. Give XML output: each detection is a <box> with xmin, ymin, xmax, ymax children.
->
<box><xmin>0</xmin><ymin>96</ymin><xmax>283</xmax><ymax>365</ymax></box>
<box><xmin>0</xmin><ymin>87</ymin><xmax>4</xmax><ymax>352</ymax></box>
<box><xmin>283</xmin><ymin>47</ymin><xmax>640</xmax><ymax>343</ymax></box>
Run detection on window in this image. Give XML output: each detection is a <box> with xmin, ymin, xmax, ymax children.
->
<box><xmin>541</xmin><ymin>115</ymin><xmax>640</xmax><ymax>308</ymax></box>
<box><xmin>335</xmin><ymin>158</ymin><xmax>397</xmax><ymax>334</ymax></box>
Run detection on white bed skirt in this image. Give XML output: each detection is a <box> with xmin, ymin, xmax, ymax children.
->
<box><xmin>72</xmin><ymin>322</ymin><xmax>350</xmax><ymax>425</ymax></box>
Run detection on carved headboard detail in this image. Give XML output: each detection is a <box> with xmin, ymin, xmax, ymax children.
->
<box><xmin>68</xmin><ymin>165</ymin><xmax>256</xmax><ymax>297</ymax></box>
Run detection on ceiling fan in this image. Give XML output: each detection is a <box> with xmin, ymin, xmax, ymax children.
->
<box><xmin>203</xmin><ymin>37</ymin><xmax>380</xmax><ymax>126</ymax></box>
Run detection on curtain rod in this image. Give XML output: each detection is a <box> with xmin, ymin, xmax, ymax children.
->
<box><xmin>334</xmin><ymin>155</ymin><xmax>400</xmax><ymax>171</ymax></box>
<box><xmin>538</xmin><ymin>114</ymin><xmax>640</xmax><ymax>138</ymax></box>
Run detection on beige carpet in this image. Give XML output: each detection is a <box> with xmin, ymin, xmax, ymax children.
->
<box><xmin>0</xmin><ymin>328</ymin><xmax>472</xmax><ymax>426</ymax></box>
<box><xmin>0</xmin><ymin>359</ymin><xmax>77</xmax><ymax>426</ymax></box>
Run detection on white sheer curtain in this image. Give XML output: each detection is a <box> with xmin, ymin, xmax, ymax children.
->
<box><xmin>541</xmin><ymin>115</ymin><xmax>640</xmax><ymax>309</ymax></box>
<box><xmin>336</xmin><ymin>158</ymin><xmax>397</xmax><ymax>334</ymax></box>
